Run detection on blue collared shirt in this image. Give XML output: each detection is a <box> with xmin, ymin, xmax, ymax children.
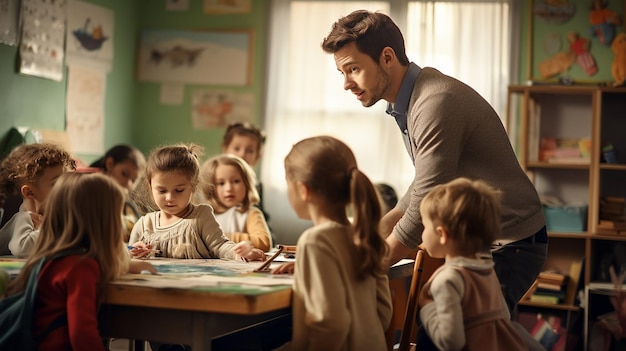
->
<box><xmin>385</xmin><ymin>62</ymin><xmax>422</xmax><ymax>161</ymax></box>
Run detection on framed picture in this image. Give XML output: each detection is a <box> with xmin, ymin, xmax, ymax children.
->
<box><xmin>528</xmin><ymin>0</ymin><xmax>624</xmax><ymax>83</ymax></box>
<box><xmin>136</xmin><ymin>29</ymin><xmax>253</xmax><ymax>86</ymax></box>
<box><xmin>204</xmin><ymin>0</ymin><xmax>251</xmax><ymax>14</ymax></box>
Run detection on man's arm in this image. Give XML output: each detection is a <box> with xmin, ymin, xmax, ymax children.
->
<box><xmin>381</xmin><ymin>207</ymin><xmax>414</xmax><ymax>267</ymax></box>
<box><xmin>386</xmin><ymin>232</ymin><xmax>413</xmax><ymax>268</ymax></box>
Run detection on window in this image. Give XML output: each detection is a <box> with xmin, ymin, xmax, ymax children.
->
<box><xmin>262</xmin><ymin>0</ymin><xmax>515</xmax><ymax>242</ymax></box>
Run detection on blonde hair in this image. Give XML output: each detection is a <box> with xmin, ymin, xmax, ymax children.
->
<box><xmin>420</xmin><ymin>177</ymin><xmax>502</xmax><ymax>256</ymax></box>
<box><xmin>200</xmin><ymin>154</ymin><xmax>259</xmax><ymax>212</ymax></box>
<box><xmin>7</xmin><ymin>172</ymin><xmax>129</xmax><ymax>296</ymax></box>
<box><xmin>0</xmin><ymin>143</ymin><xmax>76</xmax><ymax>195</ymax></box>
<box><xmin>284</xmin><ymin>136</ymin><xmax>388</xmax><ymax>280</ymax></box>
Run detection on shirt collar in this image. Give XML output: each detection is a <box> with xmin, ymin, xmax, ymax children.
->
<box><xmin>385</xmin><ymin>62</ymin><xmax>422</xmax><ymax>133</ymax></box>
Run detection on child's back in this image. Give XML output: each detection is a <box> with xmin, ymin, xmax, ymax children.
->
<box><xmin>417</xmin><ymin>178</ymin><xmax>527</xmax><ymax>351</ymax></box>
<box><xmin>275</xmin><ymin>136</ymin><xmax>392</xmax><ymax>351</ymax></box>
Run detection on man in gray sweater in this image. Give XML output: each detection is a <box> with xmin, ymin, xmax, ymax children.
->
<box><xmin>321</xmin><ymin>10</ymin><xmax>547</xmax><ymax>314</ymax></box>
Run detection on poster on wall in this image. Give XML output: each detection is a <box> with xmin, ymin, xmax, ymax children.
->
<box><xmin>191</xmin><ymin>89</ymin><xmax>254</xmax><ymax>129</ymax></box>
<box><xmin>204</xmin><ymin>0</ymin><xmax>251</xmax><ymax>14</ymax></box>
<box><xmin>66</xmin><ymin>66</ymin><xmax>105</xmax><ymax>154</ymax></box>
<box><xmin>19</xmin><ymin>0</ymin><xmax>66</xmax><ymax>81</ymax></box>
<box><xmin>137</xmin><ymin>29</ymin><xmax>253</xmax><ymax>86</ymax></box>
<box><xmin>529</xmin><ymin>0</ymin><xmax>625</xmax><ymax>84</ymax></box>
<box><xmin>66</xmin><ymin>0</ymin><xmax>114</xmax><ymax>71</ymax></box>
<box><xmin>0</xmin><ymin>0</ymin><xmax>21</xmax><ymax>46</ymax></box>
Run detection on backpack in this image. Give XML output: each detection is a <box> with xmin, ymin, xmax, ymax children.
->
<box><xmin>0</xmin><ymin>250</ymin><xmax>83</xmax><ymax>350</ymax></box>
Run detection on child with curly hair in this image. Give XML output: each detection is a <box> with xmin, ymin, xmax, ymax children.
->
<box><xmin>0</xmin><ymin>143</ymin><xmax>75</xmax><ymax>257</ymax></box>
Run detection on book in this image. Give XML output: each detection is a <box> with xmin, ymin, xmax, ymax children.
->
<box><xmin>538</xmin><ymin>271</ymin><xmax>566</xmax><ymax>285</ymax></box>
<box><xmin>529</xmin><ymin>294</ymin><xmax>560</xmax><ymax>304</ymax></box>
<box><xmin>537</xmin><ymin>281</ymin><xmax>565</xmax><ymax>291</ymax></box>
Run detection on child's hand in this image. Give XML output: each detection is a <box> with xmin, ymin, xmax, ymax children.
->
<box><xmin>128</xmin><ymin>260</ymin><xmax>157</xmax><ymax>275</ymax></box>
<box><xmin>29</xmin><ymin>212</ymin><xmax>43</xmax><ymax>229</ymax></box>
<box><xmin>129</xmin><ymin>241</ymin><xmax>153</xmax><ymax>258</ymax></box>
<box><xmin>271</xmin><ymin>262</ymin><xmax>295</xmax><ymax>274</ymax></box>
<box><xmin>234</xmin><ymin>241</ymin><xmax>265</xmax><ymax>261</ymax></box>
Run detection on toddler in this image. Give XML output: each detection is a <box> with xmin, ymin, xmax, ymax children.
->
<box><xmin>89</xmin><ymin>144</ymin><xmax>146</xmax><ymax>241</ymax></box>
<box><xmin>273</xmin><ymin>135</ymin><xmax>392</xmax><ymax>350</ymax></box>
<box><xmin>417</xmin><ymin>177</ymin><xmax>526</xmax><ymax>350</ymax></box>
<box><xmin>0</xmin><ymin>143</ymin><xmax>75</xmax><ymax>257</ymax></box>
<box><xmin>128</xmin><ymin>143</ymin><xmax>264</xmax><ymax>261</ymax></box>
<box><xmin>4</xmin><ymin>172</ymin><xmax>155</xmax><ymax>350</ymax></box>
<box><xmin>200</xmin><ymin>154</ymin><xmax>272</xmax><ymax>252</ymax></box>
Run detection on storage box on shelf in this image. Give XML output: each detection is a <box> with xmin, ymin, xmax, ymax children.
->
<box><xmin>506</xmin><ymin>85</ymin><xmax>626</xmax><ymax>351</ymax></box>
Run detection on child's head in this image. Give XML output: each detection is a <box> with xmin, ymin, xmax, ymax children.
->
<box><xmin>14</xmin><ymin>173</ymin><xmax>129</xmax><ymax>291</ymax></box>
<box><xmin>221</xmin><ymin>122</ymin><xmax>266</xmax><ymax>167</ymax></box>
<box><xmin>284</xmin><ymin>136</ymin><xmax>388</xmax><ymax>279</ymax></box>
<box><xmin>375</xmin><ymin>183</ymin><xmax>398</xmax><ymax>213</ymax></box>
<box><xmin>0</xmin><ymin>143</ymin><xmax>75</xmax><ymax>207</ymax></box>
<box><xmin>144</xmin><ymin>143</ymin><xmax>203</xmax><ymax>216</ymax></box>
<box><xmin>200</xmin><ymin>154</ymin><xmax>259</xmax><ymax>212</ymax></box>
<box><xmin>420</xmin><ymin>177</ymin><xmax>501</xmax><ymax>258</ymax></box>
<box><xmin>91</xmin><ymin>144</ymin><xmax>146</xmax><ymax>193</ymax></box>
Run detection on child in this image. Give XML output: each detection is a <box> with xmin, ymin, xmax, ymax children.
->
<box><xmin>221</xmin><ymin>122</ymin><xmax>272</xmax><ymax>223</ymax></box>
<box><xmin>89</xmin><ymin>144</ymin><xmax>147</xmax><ymax>241</ymax></box>
<box><xmin>0</xmin><ymin>143</ymin><xmax>75</xmax><ymax>258</ymax></box>
<box><xmin>200</xmin><ymin>154</ymin><xmax>272</xmax><ymax>252</ymax></box>
<box><xmin>273</xmin><ymin>135</ymin><xmax>392</xmax><ymax>350</ymax></box>
<box><xmin>128</xmin><ymin>143</ymin><xmax>264</xmax><ymax>261</ymax></box>
<box><xmin>4</xmin><ymin>172</ymin><xmax>156</xmax><ymax>350</ymax></box>
<box><xmin>417</xmin><ymin>177</ymin><xmax>526</xmax><ymax>351</ymax></box>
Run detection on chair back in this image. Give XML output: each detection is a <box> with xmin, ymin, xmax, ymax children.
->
<box><xmin>397</xmin><ymin>249</ymin><xmax>445</xmax><ymax>351</ymax></box>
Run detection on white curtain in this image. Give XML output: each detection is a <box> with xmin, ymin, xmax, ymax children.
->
<box><xmin>262</xmin><ymin>0</ymin><xmax>513</xmax><ymax>244</ymax></box>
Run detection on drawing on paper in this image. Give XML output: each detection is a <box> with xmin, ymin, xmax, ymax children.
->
<box><xmin>137</xmin><ymin>29</ymin><xmax>253</xmax><ymax>85</ymax></box>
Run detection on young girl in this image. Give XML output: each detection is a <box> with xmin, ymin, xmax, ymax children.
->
<box><xmin>417</xmin><ymin>177</ymin><xmax>526</xmax><ymax>351</ymax></box>
<box><xmin>89</xmin><ymin>144</ymin><xmax>146</xmax><ymax>241</ymax></box>
<box><xmin>221</xmin><ymin>121</ymin><xmax>272</xmax><ymax>226</ymax></box>
<box><xmin>273</xmin><ymin>135</ymin><xmax>392</xmax><ymax>350</ymax></box>
<box><xmin>4</xmin><ymin>172</ymin><xmax>155</xmax><ymax>350</ymax></box>
<box><xmin>200</xmin><ymin>154</ymin><xmax>272</xmax><ymax>252</ymax></box>
<box><xmin>0</xmin><ymin>143</ymin><xmax>75</xmax><ymax>257</ymax></box>
<box><xmin>128</xmin><ymin>143</ymin><xmax>264</xmax><ymax>261</ymax></box>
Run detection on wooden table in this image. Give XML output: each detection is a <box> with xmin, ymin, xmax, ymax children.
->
<box><xmin>3</xmin><ymin>256</ymin><xmax>414</xmax><ymax>350</ymax></box>
<box><xmin>99</xmin><ymin>258</ymin><xmax>415</xmax><ymax>351</ymax></box>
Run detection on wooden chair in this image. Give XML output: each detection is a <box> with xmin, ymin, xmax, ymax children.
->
<box><xmin>395</xmin><ymin>249</ymin><xmax>445</xmax><ymax>351</ymax></box>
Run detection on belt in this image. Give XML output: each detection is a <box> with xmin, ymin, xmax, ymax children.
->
<box><xmin>520</xmin><ymin>226</ymin><xmax>548</xmax><ymax>244</ymax></box>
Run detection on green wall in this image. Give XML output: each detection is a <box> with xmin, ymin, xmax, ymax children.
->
<box><xmin>0</xmin><ymin>0</ymin><xmax>139</xmax><ymax>164</ymax></box>
<box><xmin>0</xmin><ymin>0</ymin><xmax>268</xmax><ymax>164</ymax></box>
<box><xmin>132</xmin><ymin>0</ymin><xmax>268</xmax><ymax>159</ymax></box>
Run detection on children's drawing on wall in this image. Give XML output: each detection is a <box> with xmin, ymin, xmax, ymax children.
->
<box><xmin>534</xmin><ymin>0</ymin><xmax>576</xmax><ymax>24</ymax></box>
<box><xmin>18</xmin><ymin>0</ymin><xmax>66</xmax><ymax>81</ymax></box>
<box><xmin>66</xmin><ymin>0</ymin><xmax>114</xmax><ymax>72</ymax></box>
<box><xmin>66</xmin><ymin>66</ymin><xmax>106</xmax><ymax>154</ymax></box>
<box><xmin>612</xmin><ymin>32</ymin><xmax>626</xmax><ymax>86</ymax></box>
<box><xmin>137</xmin><ymin>29</ymin><xmax>252</xmax><ymax>86</ymax></box>
<box><xmin>0</xmin><ymin>0</ymin><xmax>20</xmax><ymax>46</ymax></box>
<box><xmin>530</xmin><ymin>0</ymin><xmax>624</xmax><ymax>83</ymax></box>
<box><xmin>589</xmin><ymin>0</ymin><xmax>622</xmax><ymax>47</ymax></box>
<box><xmin>568</xmin><ymin>31</ymin><xmax>598</xmax><ymax>76</ymax></box>
<box><xmin>191</xmin><ymin>90</ymin><xmax>254</xmax><ymax>130</ymax></box>
<box><xmin>204</xmin><ymin>0</ymin><xmax>251</xmax><ymax>14</ymax></box>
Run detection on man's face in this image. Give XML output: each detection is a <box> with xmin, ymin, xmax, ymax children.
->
<box><xmin>333</xmin><ymin>42</ymin><xmax>391</xmax><ymax>107</ymax></box>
